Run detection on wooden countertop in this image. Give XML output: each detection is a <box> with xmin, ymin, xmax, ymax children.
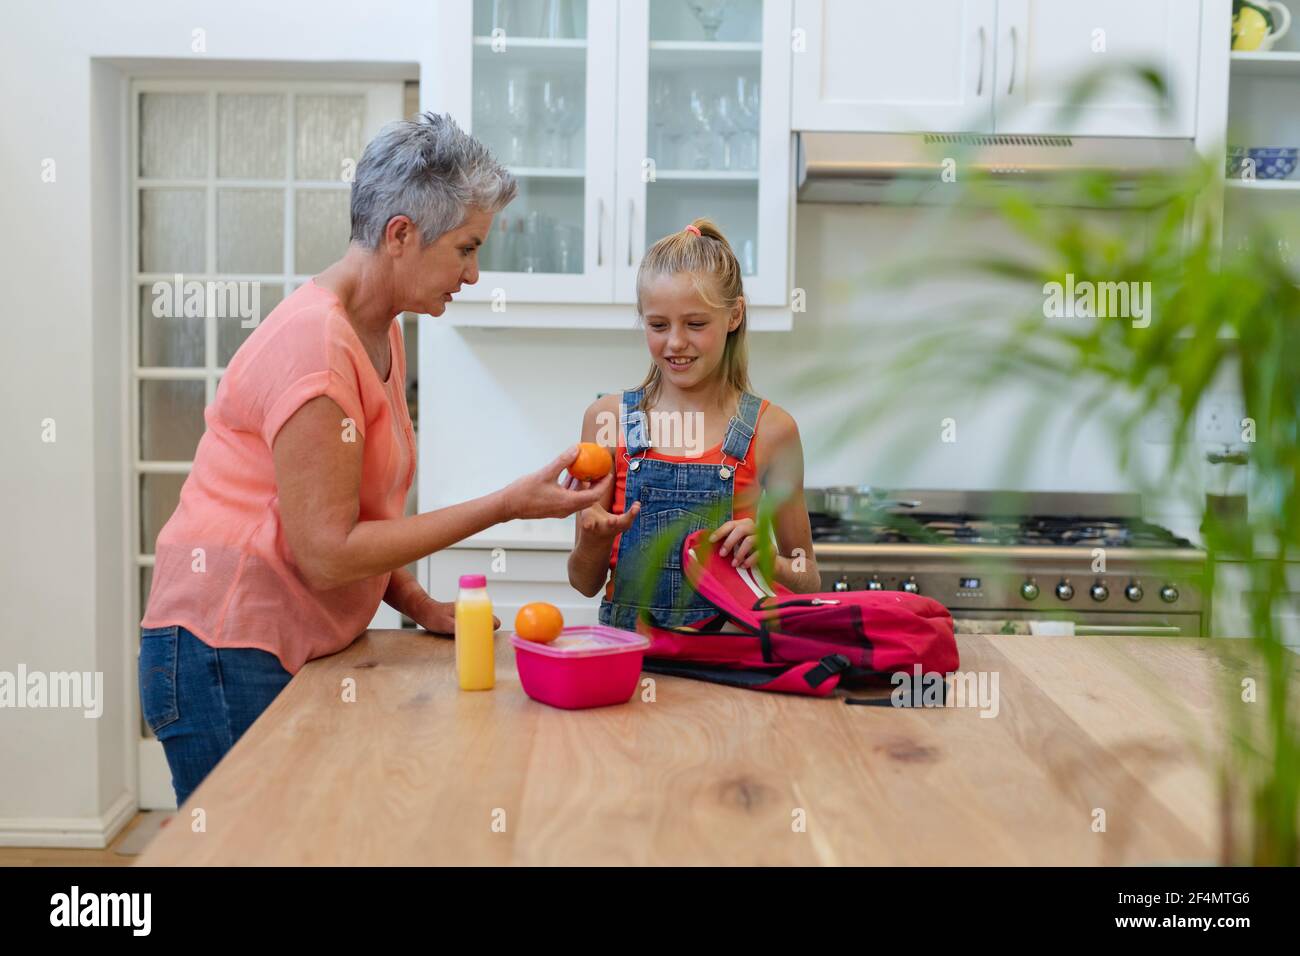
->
<box><xmin>137</xmin><ymin>629</ymin><xmax>1270</xmax><ymax>866</ymax></box>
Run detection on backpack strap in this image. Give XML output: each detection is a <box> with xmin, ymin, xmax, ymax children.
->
<box><xmin>642</xmin><ymin>654</ymin><xmax>848</xmax><ymax>697</ymax></box>
<box><xmin>720</xmin><ymin>391</ymin><xmax>763</xmax><ymax>463</ymax></box>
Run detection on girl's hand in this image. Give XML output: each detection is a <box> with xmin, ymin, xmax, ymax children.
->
<box><xmin>411</xmin><ymin>597</ymin><xmax>500</xmax><ymax>635</ymax></box>
<box><xmin>579</xmin><ymin>498</ymin><xmax>641</xmax><ymax>540</ymax></box>
<box><xmin>710</xmin><ymin>518</ymin><xmax>759</xmax><ymax>568</ymax></box>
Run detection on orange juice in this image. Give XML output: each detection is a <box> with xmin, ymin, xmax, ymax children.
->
<box><xmin>455</xmin><ymin>574</ymin><xmax>496</xmax><ymax>691</ymax></box>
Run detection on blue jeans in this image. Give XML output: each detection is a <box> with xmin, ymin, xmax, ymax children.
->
<box><xmin>138</xmin><ymin>625</ymin><xmax>293</xmax><ymax>807</ymax></box>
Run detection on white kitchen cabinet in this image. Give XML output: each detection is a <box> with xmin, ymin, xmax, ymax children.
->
<box><xmin>792</xmin><ymin>0</ymin><xmax>1202</xmax><ymax>137</ymax></box>
<box><xmin>432</xmin><ymin>0</ymin><xmax>794</xmax><ymax>314</ymax></box>
<box><xmin>995</xmin><ymin>0</ymin><xmax>1201</xmax><ymax>137</ymax></box>
<box><xmin>792</xmin><ymin>0</ymin><xmax>997</xmax><ymax>133</ymax></box>
<box><xmin>1212</xmin><ymin>560</ymin><xmax>1300</xmax><ymax>649</ymax></box>
<box><xmin>434</xmin><ymin>1</ymin><xmax>618</xmax><ymax>303</ymax></box>
<box><xmin>427</xmin><ymin>544</ymin><xmax>601</xmax><ymax>626</ymax></box>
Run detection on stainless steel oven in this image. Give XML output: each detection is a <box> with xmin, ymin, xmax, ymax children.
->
<box><xmin>808</xmin><ymin>489</ymin><xmax>1207</xmax><ymax>636</ymax></box>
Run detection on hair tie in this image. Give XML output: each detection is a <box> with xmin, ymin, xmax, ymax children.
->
<box><xmin>683</xmin><ymin>224</ymin><xmax>701</xmax><ymax>236</ymax></box>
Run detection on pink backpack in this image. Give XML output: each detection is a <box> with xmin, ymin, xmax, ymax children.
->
<box><xmin>636</xmin><ymin>530</ymin><xmax>959</xmax><ymax>698</ymax></box>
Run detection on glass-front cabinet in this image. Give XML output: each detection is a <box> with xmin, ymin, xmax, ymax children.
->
<box><xmin>616</xmin><ymin>0</ymin><xmax>790</xmax><ymax>306</ymax></box>
<box><xmin>435</xmin><ymin>0</ymin><xmax>792</xmax><ymax>315</ymax></box>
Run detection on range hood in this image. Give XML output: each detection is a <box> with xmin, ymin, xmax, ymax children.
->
<box><xmin>796</xmin><ymin>132</ymin><xmax>1197</xmax><ymax>206</ymax></box>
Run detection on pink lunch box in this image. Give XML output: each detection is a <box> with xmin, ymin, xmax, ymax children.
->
<box><xmin>510</xmin><ymin>625</ymin><xmax>650</xmax><ymax>710</ymax></box>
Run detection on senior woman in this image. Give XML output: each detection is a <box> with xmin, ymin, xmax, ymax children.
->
<box><xmin>139</xmin><ymin>112</ymin><xmax>605</xmax><ymax>807</ymax></box>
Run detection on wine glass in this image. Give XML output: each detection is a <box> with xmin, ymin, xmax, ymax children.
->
<box><xmin>502</xmin><ymin>74</ymin><xmax>532</xmax><ymax>165</ymax></box>
<box><xmin>712</xmin><ymin>89</ymin><xmax>740</xmax><ymax>170</ymax></box>
<box><xmin>473</xmin><ymin>82</ymin><xmax>499</xmax><ymax>157</ymax></box>
<box><xmin>735</xmin><ymin>74</ymin><xmax>761</xmax><ymax>170</ymax></box>
<box><xmin>685</xmin><ymin>0</ymin><xmax>732</xmax><ymax>41</ymax></box>
<box><xmin>686</xmin><ymin>86</ymin><xmax>714</xmax><ymax>170</ymax></box>
<box><xmin>540</xmin><ymin>0</ymin><xmax>578</xmax><ymax>39</ymax></box>
<box><xmin>562</xmin><ymin>81</ymin><xmax>585</xmax><ymax>167</ymax></box>
<box><xmin>649</xmin><ymin>74</ymin><xmax>675</xmax><ymax>167</ymax></box>
<box><xmin>539</xmin><ymin>78</ymin><xmax>567</xmax><ymax>166</ymax></box>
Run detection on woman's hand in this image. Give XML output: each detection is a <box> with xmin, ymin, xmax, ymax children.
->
<box><xmin>502</xmin><ymin>447</ymin><xmax>611</xmax><ymax>521</ymax></box>
<box><xmin>410</xmin><ymin>596</ymin><xmax>500</xmax><ymax>635</ymax></box>
<box><xmin>710</xmin><ymin>518</ymin><xmax>760</xmax><ymax>569</ymax></box>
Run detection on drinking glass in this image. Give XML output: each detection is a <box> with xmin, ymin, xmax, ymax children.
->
<box><xmin>686</xmin><ymin>86</ymin><xmax>714</xmax><ymax>170</ymax></box>
<box><xmin>740</xmin><ymin>237</ymin><xmax>756</xmax><ymax>276</ymax></box>
<box><xmin>649</xmin><ymin>74</ymin><xmax>675</xmax><ymax>167</ymax></box>
<box><xmin>735</xmin><ymin>74</ymin><xmax>761</xmax><ymax>170</ymax></box>
<box><xmin>558</xmin><ymin>81</ymin><xmax>583</xmax><ymax>167</ymax></box>
<box><xmin>555</xmin><ymin>223</ymin><xmax>583</xmax><ymax>273</ymax></box>
<box><xmin>540</xmin><ymin>0</ymin><xmax>578</xmax><ymax>39</ymax></box>
<box><xmin>502</xmin><ymin>74</ymin><xmax>532</xmax><ymax>165</ymax></box>
<box><xmin>685</xmin><ymin>0</ymin><xmax>732</xmax><ymax>40</ymax></box>
<box><xmin>712</xmin><ymin>89</ymin><xmax>740</xmax><ymax>170</ymax></box>
<box><xmin>539</xmin><ymin>78</ymin><xmax>566</xmax><ymax>166</ymax></box>
<box><xmin>473</xmin><ymin>82</ymin><xmax>499</xmax><ymax>157</ymax></box>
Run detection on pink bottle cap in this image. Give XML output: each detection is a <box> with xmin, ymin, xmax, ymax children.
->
<box><xmin>459</xmin><ymin>574</ymin><xmax>487</xmax><ymax>588</ymax></box>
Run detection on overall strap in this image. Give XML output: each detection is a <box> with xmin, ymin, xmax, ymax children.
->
<box><xmin>620</xmin><ymin>388</ymin><xmax>651</xmax><ymax>455</ymax></box>
<box><xmin>721</xmin><ymin>391</ymin><xmax>763</xmax><ymax>463</ymax></box>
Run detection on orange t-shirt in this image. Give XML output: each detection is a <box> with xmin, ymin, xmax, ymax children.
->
<box><xmin>604</xmin><ymin>399</ymin><xmax>769</xmax><ymax>601</ymax></box>
<box><xmin>141</xmin><ymin>280</ymin><xmax>416</xmax><ymax>674</ymax></box>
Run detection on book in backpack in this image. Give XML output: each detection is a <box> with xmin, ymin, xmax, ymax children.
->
<box><xmin>635</xmin><ymin>529</ymin><xmax>959</xmax><ymax>698</ymax></box>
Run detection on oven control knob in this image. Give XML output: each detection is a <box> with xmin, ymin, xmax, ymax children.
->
<box><xmin>1020</xmin><ymin>580</ymin><xmax>1040</xmax><ymax>601</ymax></box>
<box><xmin>1055</xmin><ymin>580</ymin><xmax>1075</xmax><ymax>601</ymax></box>
<box><xmin>1089</xmin><ymin>582</ymin><xmax>1109</xmax><ymax>602</ymax></box>
<box><xmin>901</xmin><ymin>577</ymin><xmax>920</xmax><ymax>594</ymax></box>
<box><xmin>1125</xmin><ymin>582</ymin><xmax>1144</xmax><ymax>603</ymax></box>
<box><xmin>1159</xmin><ymin>584</ymin><xmax>1179</xmax><ymax>604</ymax></box>
<box><xmin>866</xmin><ymin>577</ymin><xmax>884</xmax><ymax>591</ymax></box>
<box><xmin>833</xmin><ymin>578</ymin><xmax>850</xmax><ymax>592</ymax></box>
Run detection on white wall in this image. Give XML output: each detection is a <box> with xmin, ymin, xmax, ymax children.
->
<box><xmin>0</xmin><ymin>0</ymin><xmax>433</xmax><ymax>846</ymax></box>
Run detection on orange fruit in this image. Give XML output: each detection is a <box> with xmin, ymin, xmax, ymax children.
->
<box><xmin>570</xmin><ymin>442</ymin><xmax>613</xmax><ymax>481</ymax></box>
<box><xmin>515</xmin><ymin>602</ymin><xmax>564</xmax><ymax>643</ymax></box>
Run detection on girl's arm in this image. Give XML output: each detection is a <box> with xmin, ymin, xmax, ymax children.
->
<box><xmin>762</xmin><ymin>408</ymin><xmax>821</xmax><ymax>593</ymax></box>
<box><xmin>711</xmin><ymin>405</ymin><xmax>821</xmax><ymax>593</ymax></box>
<box><xmin>568</xmin><ymin>395</ymin><xmax>641</xmax><ymax>598</ymax></box>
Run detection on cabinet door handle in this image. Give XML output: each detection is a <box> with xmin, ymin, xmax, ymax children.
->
<box><xmin>1008</xmin><ymin>26</ymin><xmax>1018</xmax><ymax>96</ymax></box>
<box><xmin>976</xmin><ymin>26</ymin><xmax>986</xmax><ymax>96</ymax></box>
<box><xmin>597</xmin><ymin>197</ymin><xmax>604</xmax><ymax>267</ymax></box>
<box><xmin>627</xmin><ymin>199</ymin><xmax>635</xmax><ymax>266</ymax></box>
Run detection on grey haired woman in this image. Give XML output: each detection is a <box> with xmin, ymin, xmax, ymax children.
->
<box><xmin>139</xmin><ymin>113</ymin><xmax>606</xmax><ymax>806</ymax></box>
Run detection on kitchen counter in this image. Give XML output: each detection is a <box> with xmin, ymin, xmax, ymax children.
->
<box><xmin>136</xmin><ymin>630</ymin><xmax>1285</xmax><ymax>866</ymax></box>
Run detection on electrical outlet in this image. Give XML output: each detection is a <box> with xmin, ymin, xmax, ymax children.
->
<box><xmin>1196</xmin><ymin>394</ymin><xmax>1246</xmax><ymax>446</ymax></box>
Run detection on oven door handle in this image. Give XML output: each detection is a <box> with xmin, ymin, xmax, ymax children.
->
<box><xmin>1073</xmin><ymin>624</ymin><xmax>1184</xmax><ymax>637</ymax></box>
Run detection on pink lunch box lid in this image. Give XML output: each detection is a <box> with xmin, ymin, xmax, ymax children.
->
<box><xmin>509</xmin><ymin>625</ymin><xmax>649</xmax><ymax>659</ymax></box>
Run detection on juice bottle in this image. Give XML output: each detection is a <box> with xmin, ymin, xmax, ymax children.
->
<box><xmin>455</xmin><ymin>574</ymin><xmax>496</xmax><ymax>690</ymax></box>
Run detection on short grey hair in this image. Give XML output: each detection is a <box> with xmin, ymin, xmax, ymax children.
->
<box><xmin>349</xmin><ymin>111</ymin><xmax>516</xmax><ymax>249</ymax></box>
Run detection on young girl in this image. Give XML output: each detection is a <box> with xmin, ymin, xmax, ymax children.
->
<box><xmin>567</xmin><ymin>218</ymin><xmax>820</xmax><ymax>630</ymax></box>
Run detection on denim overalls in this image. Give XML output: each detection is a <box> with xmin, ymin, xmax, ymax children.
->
<box><xmin>599</xmin><ymin>387</ymin><xmax>764</xmax><ymax>631</ymax></box>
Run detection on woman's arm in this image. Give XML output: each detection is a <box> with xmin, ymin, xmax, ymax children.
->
<box><xmin>274</xmin><ymin>395</ymin><xmax>608</xmax><ymax>592</ymax></box>
<box><xmin>381</xmin><ymin>566</ymin><xmax>500</xmax><ymax>635</ymax></box>
<box><xmin>568</xmin><ymin>395</ymin><xmax>640</xmax><ymax>598</ymax></box>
